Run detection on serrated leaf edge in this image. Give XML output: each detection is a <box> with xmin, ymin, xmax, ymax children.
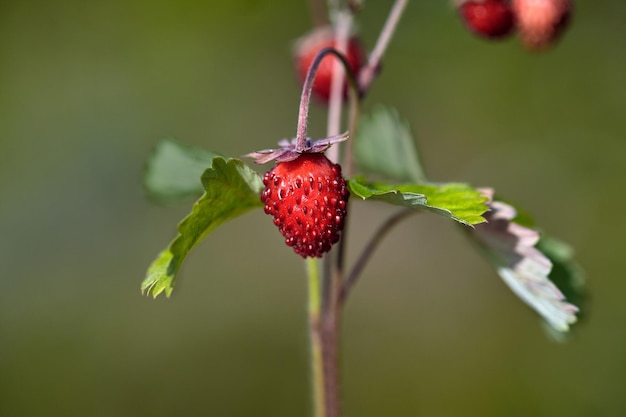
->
<box><xmin>142</xmin><ymin>157</ymin><xmax>263</xmax><ymax>298</ymax></box>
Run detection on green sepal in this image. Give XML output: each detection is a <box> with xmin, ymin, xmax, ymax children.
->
<box><xmin>142</xmin><ymin>157</ymin><xmax>264</xmax><ymax>298</ymax></box>
<box><xmin>348</xmin><ymin>178</ymin><xmax>489</xmax><ymax>226</ymax></box>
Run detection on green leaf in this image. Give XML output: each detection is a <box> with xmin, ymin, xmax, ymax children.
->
<box><xmin>142</xmin><ymin>157</ymin><xmax>264</xmax><ymax>298</ymax></box>
<box><xmin>144</xmin><ymin>139</ymin><xmax>220</xmax><ymax>203</ymax></box>
<box><xmin>355</xmin><ymin>106</ymin><xmax>427</xmax><ymax>183</ymax></box>
<box><xmin>347</xmin><ymin>179</ymin><xmax>427</xmax><ymax>206</ymax></box>
<box><xmin>348</xmin><ymin>178</ymin><xmax>489</xmax><ymax>226</ymax></box>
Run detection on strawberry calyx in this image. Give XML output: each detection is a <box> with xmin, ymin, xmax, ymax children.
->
<box><xmin>245</xmin><ymin>132</ymin><xmax>348</xmax><ymax>164</ymax></box>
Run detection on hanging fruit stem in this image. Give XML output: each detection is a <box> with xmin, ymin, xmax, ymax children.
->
<box><xmin>295</xmin><ymin>47</ymin><xmax>359</xmax><ymax>153</ymax></box>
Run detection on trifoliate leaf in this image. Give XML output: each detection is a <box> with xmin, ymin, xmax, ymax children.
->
<box><xmin>144</xmin><ymin>139</ymin><xmax>220</xmax><ymax>203</ymax></box>
<box><xmin>469</xmin><ymin>194</ymin><xmax>580</xmax><ymax>333</ymax></box>
<box><xmin>142</xmin><ymin>157</ymin><xmax>264</xmax><ymax>298</ymax></box>
<box><xmin>348</xmin><ymin>178</ymin><xmax>489</xmax><ymax>226</ymax></box>
<box><xmin>355</xmin><ymin>106</ymin><xmax>427</xmax><ymax>183</ymax></box>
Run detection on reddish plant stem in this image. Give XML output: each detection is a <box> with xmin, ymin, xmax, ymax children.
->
<box><xmin>322</xmin><ymin>308</ymin><xmax>341</xmax><ymax>417</ymax></box>
<box><xmin>302</xmin><ymin>3</ymin><xmax>409</xmax><ymax>416</ymax></box>
<box><xmin>296</xmin><ymin>44</ymin><xmax>359</xmax><ymax>417</ymax></box>
<box><xmin>296</xmin><ymin>47</ymin><xmax>357</xmax><ymax>153</ymax></box>
<box><xmin>321</xmin><ymin>11</ymin><xmax>355</xmax><ymax>417</ymax></box>
<box><xmin>359</xmin><ymin>0</ymin><xmax>408</xmax><ymax>93</ymax></box>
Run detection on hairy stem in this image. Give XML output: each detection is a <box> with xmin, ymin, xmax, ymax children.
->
<box><xmin>323</xmin><ymin>29</ymin><xmax>347</xmax><ymax>417</ymax></box>
<box><xmin>303</xmin><ymin>3</ymin><xmax>409</xmax><ymax>416</ymax></box>
<box><xmin>321</xmin><ymin>11</ymin><xmax>361</xmax><ymax>417</ymax></box>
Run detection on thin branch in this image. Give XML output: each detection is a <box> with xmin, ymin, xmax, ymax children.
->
<box><xmin>340</xmin><ymin>208</ymin><xmax>416</xmax><ymax>305</ymax></box>
<box><xmin>321</xmin><ymin>14</ymin><xmax>353</xmax><ymax>417</ymax></box>
<box><xmin>358</xmin><ymin>0</ymin><xmax>409</xmax><ymax>92</ymax></box>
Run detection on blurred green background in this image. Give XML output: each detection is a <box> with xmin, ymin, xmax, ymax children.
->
<box><xmin>1</xmin><ymin>1</ymin><xmax>625</xmax><ymax>416</ymax></box>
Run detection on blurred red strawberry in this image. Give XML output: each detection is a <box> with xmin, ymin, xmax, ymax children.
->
<box><xmin>459</xmin><ymin>0</ymin><xmax>515</xmax><ymax>39</ymax></box>
<box><xmin>512</xmin><ymin>0</ymin><xmax>572</xmax><ymax>51</ymax></box>
<box><xmin>294</xmin><ymin>27</ymin><xmax>365</xmax><ymax>102</ymax></box>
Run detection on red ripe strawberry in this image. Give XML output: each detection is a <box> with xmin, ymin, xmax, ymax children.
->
<box><xmin>512</xmin><ymin>0</ymin><xmax>571</xmax><ymax>51</ymax></box>
<box><xmin>294</xmin><ymin>26</ymin><xmax>365</xmax><ymax>102</ymax></box>
<box><xmin>260</xmin><ymin>153</ymin><xmax>349</xmax><ymax>258</ymax></box>
<box><xmin>459</xmin><ymin>0</ymin><xmax>515</xmax><ymax>39</ymax></box>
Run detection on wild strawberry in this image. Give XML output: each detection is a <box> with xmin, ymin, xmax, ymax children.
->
<box><xmin>512</xmin><ymin>0</ymin><xmax>571</xmax><ymax>51</ymax></box>
<box><xmin>458</xmin><ymin>0</ymin><xmax>515</xmax><ymax>39</ymax></box>
<box><xmin>247</xmin><ymin>135</ymin><xmax>350</xmax><ymax>258</ymax></box>
<box><xmin>294</xmin><ymin>26</ymin><xmax>365</xmax><ymax>102</ymax></box>
<box><xmin>260</xmin><ymin>153</ymin><xmax>349</xmax><ymax>258</ymax></box>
